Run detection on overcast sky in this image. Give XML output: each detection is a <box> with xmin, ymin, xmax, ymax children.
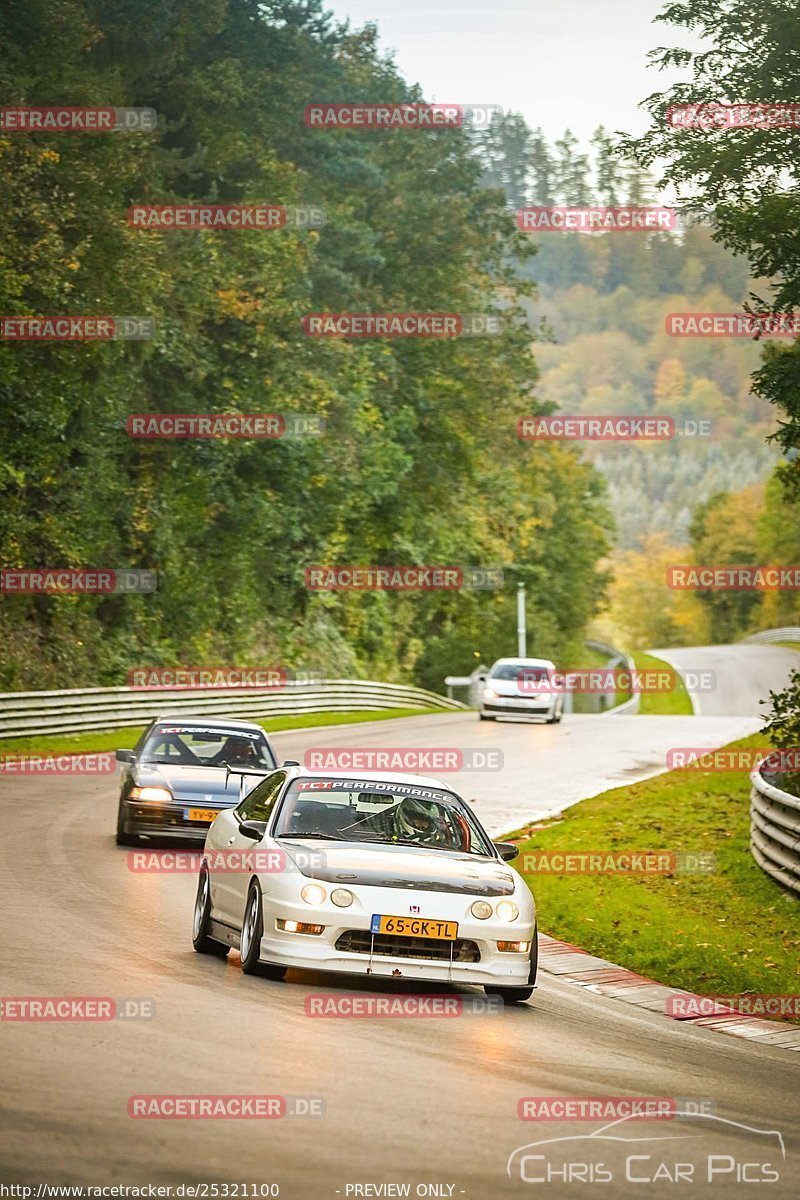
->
<box><xmin>325</xmin><ymin>0</ymin><xmax>699</xmax><ymax>147</ymax></box>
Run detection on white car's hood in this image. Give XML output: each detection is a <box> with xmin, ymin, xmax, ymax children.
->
<box><xmin>278</xmin><ymin>839</ymin><xmax>516</xmax><ymax>896</ymax></box>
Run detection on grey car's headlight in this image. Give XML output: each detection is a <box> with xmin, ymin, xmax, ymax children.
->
<box><xmin>301</xmin><ymin>883</ymin><xmax>327</xmax><ymax>905</ymax></box>
<box><xmin>130</xmin><ymin>786</ymin><xmax>172</xmax><ymax>803</ymax></box>
<box><xmin>496</xmin><ymin>900</ymin><xmax>519</xmax><ymax>922</ymax></box>
<box><xmin>471</xmin><ymin>900</ymin><xmax>493</xmax><ymax>919</ymax></box>
<box><xmin>330</xmin><ymin>888</ymin><xmax>354</xmax><ymax>907</ymax></box>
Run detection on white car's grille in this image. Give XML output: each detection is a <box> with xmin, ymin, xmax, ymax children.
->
<box><xmin>335</xmin><ymin>930</ymin><xmax>481</xmax><ymax>963</ymax></box>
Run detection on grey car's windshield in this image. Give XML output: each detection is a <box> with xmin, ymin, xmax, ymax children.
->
<box><xmin>141</xmin><ymin>724</ymin><xmax>275</xmax><ymax>769</ymax></box>
<box><xmin>275</xmin><ymin>778</ymin><xmax>495</xmax><ymax>857</ymax></box>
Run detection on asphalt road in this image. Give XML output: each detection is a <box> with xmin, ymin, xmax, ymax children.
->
<box><xmin>1</xmin><ymin>644</ymin><xmax>799</xmax><ymax>1196</ymax></box>
<box><xmin>649</xmin><ymin>643</ymin><xmax>798</xmax><ymax>718</ymax></box>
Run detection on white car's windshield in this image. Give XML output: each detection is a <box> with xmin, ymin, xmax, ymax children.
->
<box><xmin>491</xmin><ymin>664</ymin><xmax>550</xmax><ymax>683</ymax></box>
<box><xmin>141</xmin><ymin>724</ymin><xmax>274</xmax><ymax>768</ymax></box>
<box><xmin>275</xmin><ymin>778</ymin><xmax>495</xmax><ymax>857</ymax></box>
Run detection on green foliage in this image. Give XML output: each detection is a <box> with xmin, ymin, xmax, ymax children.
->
<box><xmin>0</xmin><ymin>0</ymin><xmax>611</xmax><ymax>690</ymax></box>
<box><xmin>621</xmin><ymin>0</ymin><xmax>800</xmax><ymax>495</ymax></box>
<box><xmin>513</xmin><ymin>731</ymin><xmax>799</xmax><ymax>998</ymax></box>
<box><xmin>763</xmin><ymin>668</ymin><xmax>800</xmax><ymax>752</ymax></box>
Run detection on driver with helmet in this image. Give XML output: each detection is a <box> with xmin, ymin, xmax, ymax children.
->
<box><xmin>391</xmin><ymin>795</ymin><xmax>454</xmax><ymax>847</ymax></box>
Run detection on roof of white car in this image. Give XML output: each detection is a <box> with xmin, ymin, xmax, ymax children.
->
<box><xmin>293</xmin><ymin>767</ymin><xmax>452</xmax><ymax>791</ymax></box>
<box><xmin>490</xmin><ymin>656</ymin><xmax>555</xmax><ymax>668</ymax></box>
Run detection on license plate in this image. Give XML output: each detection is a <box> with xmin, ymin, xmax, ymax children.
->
<box><xmin>184</xmin><ymin>807</ymin><xmax>218</xmax><ymax>823</ymax></box>
<box><xmin>371</xmin><ymin>914</ymin><xmax>458</xmax><ymax>940</ymax></box>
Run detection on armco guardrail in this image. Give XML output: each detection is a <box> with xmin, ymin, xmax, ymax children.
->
<box><xmin>0</xmin><ymin>679</ymin><xmax>465</xmax><ymax>739</ymax></box>
<box><xmin>584</xmin><ymin>639</ymin><xmax>640</xmax><ymax>716</ymax></box>
<box><xmin>750</xmin><ymin>765</ymin><xmax>800</xmax><ymax>895</ymax></box>
<box><xmin>743</xmin><ymin>627</ymin><xmax>800</xmax><ymax>645</ymax></box>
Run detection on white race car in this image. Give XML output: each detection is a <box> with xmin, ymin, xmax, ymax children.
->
<box><xmin>192</xmin><ymin>767</ymin><xmax>538</xmax><ymax>1002</ymax></box>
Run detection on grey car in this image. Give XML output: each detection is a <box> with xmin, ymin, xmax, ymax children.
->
<box><xmin>115</xmin><ymin>716</ymin><xmax>278</xmax><ymax>845</ymax></box>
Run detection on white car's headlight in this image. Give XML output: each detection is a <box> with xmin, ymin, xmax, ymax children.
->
<box><xmin>330</xmin><ymin>888</ymin><xmax>354</xmax><ymax>907</ymax></box>
<box><xmin>496</xmin><ymin>900</ymin><xmax>519</xmax><ymax>922</ymax></box>
<box><xmin>483</xmin><ymin>687</ymin><xmax>497</xmax><ymax>698</ymax></box>
<box><xmin>301</xmin><ymin>883</ymin><xmax>327</xmax><ymax>905</ymax></box>
<box><xmin>130</xmin><ymin>786</ymin><xmax>172</xmax><ymax>803</ymax></box>
<box><xmin>471</xmin><ymin>900</ymin><xmax>493</xmax><ymax>919</ymax></box>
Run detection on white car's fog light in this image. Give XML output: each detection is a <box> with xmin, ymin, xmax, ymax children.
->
<box><xmin>130</xmin><ymin>786</ymin><xmax>172</xmax><ymax>803</ymax></box>
<box><xmin>331</xmin><ymin>888</ymin><xmax>354</xmax><ymax>907</ymax></box>
<box><xmin>496</xmin><ymin>900</ymin><xmax>519</xmax><ymax>922</ymax></box>
<box><xmin>497</xmin><ymin>940</ymin><xmax>531</xmax><ymax>953</ymax></box>
<box><xmin>300</xmin><ymin>883</ymin><xmax>327</xmax><ymax>905</ymax></box>
<box><xmin>471</xmin><ymin>900</ymin><xmax>493</xmax><ymax>919</ymax></box>
<box><xmin>278</xmin><ymin>919</ymin><xmax>324</xmax><ymax>935</ymax></box>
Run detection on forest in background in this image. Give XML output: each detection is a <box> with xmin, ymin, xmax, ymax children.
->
<box><xmin>473</xmin><ymin>118</ymin><xmax>779</xmax><ymax>549</ymax></box>
<box><xmin>0</xmin><ymin>0</ymin><xmax>612</xmax><ymax>692</ymax></box>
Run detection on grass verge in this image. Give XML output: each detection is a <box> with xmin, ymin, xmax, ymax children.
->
<box><xmin>512</xmin><ymin>731</ymin><xmax>799</xmax><ymax>1003</ymax></box>
<box><xmin>0</xmin><ymin>707</ymin><xmax>445</xmax><ymax>758</ymax></box>
<box><xmin>633</xmin><ymin>651</ymin><xmax>693</xmax><ymax>716</ymax></box>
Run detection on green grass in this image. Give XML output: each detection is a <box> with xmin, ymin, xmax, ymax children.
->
<box><xmin>0</xmin><ymin>707</ymin><xmax>444</xmax><ymax>757</ymax></box>
<box><xmin>773</xmin><ymin>641</ymin><xmax>800</xmax><ymax>652</ymax></box>
<box><xmin>511</xmin><ymin>731</ymin><xmax>799</xmax><ymax>1004</ymax></box>
<box><xmin>633</xmin><ymin>651</ymin><xmax>694</xmax><ymax>716</ymax></box>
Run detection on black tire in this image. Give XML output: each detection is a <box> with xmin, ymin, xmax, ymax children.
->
<box><xmin>479</xmin><ymin>713</ymin><xmax>494</xmax><ymax>721</ymax></box>
<box><xmin>192</xmin><ymin>869</ymin><xmax>229</xmax><ymax>958</ymax></box>
<box><xmin>239</xmin><ymin>881</ymin><xmax>265</xmax><ymax>974</ymax></box>
<box><xmin>484</xmin><ymin>925</ymin><xmax>537</xmax><ymax>1004</ymax></box>
<box><xmin>261</xmin><ymin>963</ymin><xmax>288</xmax><ymax>981</ymax></box>
<box><xmin>115</xmin><ymin>802</ymin><xmax>138</xmax><ymax>846</ymax></box>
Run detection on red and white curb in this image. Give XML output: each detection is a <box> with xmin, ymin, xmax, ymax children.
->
<box><xmin>538</xmin><ymin>933</ymin><xmax>800</xmax><ymax>1051</ymax></box>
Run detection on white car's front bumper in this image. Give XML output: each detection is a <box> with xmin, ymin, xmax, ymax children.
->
<box><xmin>481</xmin><ymin>694</ymin><xmax>557</xmax><ymax>718</ymax></box>
<box><xmin>257</xmin><ymin>883</ymin><xmax>535</xmax><ymax>986</ymax></box>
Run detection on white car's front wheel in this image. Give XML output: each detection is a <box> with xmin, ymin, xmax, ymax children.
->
<box><xmin>240</xmin><ymin>881</ymin><xmax>286</xmax><ymax>980</ymax></box>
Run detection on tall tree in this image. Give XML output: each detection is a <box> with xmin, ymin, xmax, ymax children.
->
<box><xmin>622</xmin><ymin>0</ymin><xmax>800</xmax><ymax>496</ymax></box>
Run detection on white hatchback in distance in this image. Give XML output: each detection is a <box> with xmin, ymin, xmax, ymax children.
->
<box><xmin>192</xmin><ymin>767</ymin><xmax>538</xmax><ymax>1003</ymax></box>
<box><xmin>480</xmin><ymin>657</ymin><xmax>564</xmax><ymax>723</ymax></box>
